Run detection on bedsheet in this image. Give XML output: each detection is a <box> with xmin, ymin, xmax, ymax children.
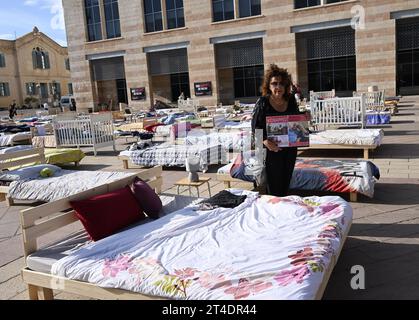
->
<box><xmin>226</xmin><ymin>157</ymin><xmax>380</xmax><ymax>198</ymax></box>
<box><xmin>8</xmin><ymin>170</ymin><xmax>133</xmax><ymax>202</ymax></box>
<box><xmin>51</xmin><ymin>190</ymin><xmax>352</xmax><ymax>300</ymax></box>
<box><xmin>310</xmin><ymin>129</ymin><xmax>384</xmax><ymax>146</ymax></box>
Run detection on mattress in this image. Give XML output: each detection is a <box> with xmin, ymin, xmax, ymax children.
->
<box><xmin>310</xmin><ymin>129</ymin><xmax>384</xmax><ymax>147</ymax></box>
<box><xmin>44</xmin><ymin>148</ymin><xmax>85</xmax><ymax>165</ymax></box>
<box><xmin>51</xmin><ymin>190</ymin><xmax>353</xmax><ymax>300</ymax></box>
<box><xmin>8</xmin><ymin>170</ymin><xmax>134</xmax><ymax>202</ymax></box>
<box><xmin>120</xmin><ymin>142</ymin><xmax>227</xmax><ymax>169</ymax></box>
<box><xmin>26</xmin><ymin>194</ymin><xmax>201</xmax><ymax>274</ymax></box>
<box><xmin>224</xmin><ymin>157</ymin><xmax>380</xmax><ymax>198</ymax></box>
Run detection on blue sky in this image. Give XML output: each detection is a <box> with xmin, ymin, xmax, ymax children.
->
<box><xmin>0</xmin><ymin>0</ymin><xmax>67</xmax><ymax>46</ymax></box>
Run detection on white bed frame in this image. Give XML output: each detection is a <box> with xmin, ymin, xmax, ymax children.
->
<box><xmin>310</xmin><ymin>96</ymin><xmax>366</xmax><ymax>130</ymax></box>
<box><xmin>53</xmin><ymin>113</ymin><xmax>116</xmax><ymax>156</ymax></box>
<box><xmin>353</xmin><ymin>91</ymin><xmax>385</xmax><ymax>111</ymax></box>
<box><xmin>309</xmin><ymin>90</ymin><xmax>336</xmax><ymax>101</ymax></box>
<box><xmin>18</xmin><ymin>164</ymin><xmax>345</xmax><ymax>300</ymax></box>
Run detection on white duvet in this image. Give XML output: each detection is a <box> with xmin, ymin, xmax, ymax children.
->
<box><xmin>185</xmin><ymin>130</ymin><xmax>252</xmax><ymax>151</ymax></box>
<box><xmin>52</xmin><ymin>190</ymin><xmax>352</xmax><ymax>300</ymax></box>
<box><xmin>8</xmin><ymin>170</ymin><xmax>133</xmax><ymax>202</ymax></box>
<box><xmin>310</xmin><ymin>129</ymin><xmax>384</xmax><ymax>146</ymax></box>
<box><xmin>0</xmin><ymin>133</ymin><xmax>31</xmax><ymax>146</ymax></box>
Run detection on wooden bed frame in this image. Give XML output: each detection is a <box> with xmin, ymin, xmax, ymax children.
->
<box><xmin>304</xmin><ymin>143</ymin><xmax>376</xmax><ymax>160</ymax></box>
<box><xmin>19</xmin><ymin>164</ymin><xmax>347</xmax><ymax>300</ymax></box>
<box><xmin>0</xmin><ymin>147</ymin><xmax>46</xmax><ymax>205</ymax></box>
<box><xmin>19</xmin><ymin>166</ymin><xmax>164</xmax><ymax>300</ymax></box>
<box><xmin>216</xmin><ymin>173</ymin><xmax>358</xmax><ymax>202</ymax></box>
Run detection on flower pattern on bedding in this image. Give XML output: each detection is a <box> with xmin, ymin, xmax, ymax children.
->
<box><xmin>52</xmin><ymin>191</ymin><xmax>352</xmax><ymax>300</ymax></box>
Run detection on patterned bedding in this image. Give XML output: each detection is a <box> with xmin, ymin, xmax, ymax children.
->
<box><xmin>120</xmin><ymin>143</ymin><xmax>227</xmax><ymax>170</ymax></box>
<box><xmin>185</xmin><ymin>130</ymin><xmax>252</xmax><ymax>151</ymax></box>
<box><xmin>310</xmin><ymin>129</ymin><xmax>384</xmax><ymax>146</ymax></box>
<box><xmin>51</xmin><ymin>190</ymin><xmax>353</xmax><ymax>300</ymax></box>
<box><xmin>224</xmin><ymin>157</ymin><xmax>380</xmax><ymax>198</ymax></box>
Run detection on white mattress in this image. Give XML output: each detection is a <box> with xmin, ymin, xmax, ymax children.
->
<box><xmin>26</xmin><ymin>194</ymin><xmax>201</xmax><ymax>274</ymax></box>
<box><xmin>8</xmin><ymin>170</ymin><xmax>134</xmax><ymax>202</ymax></box>
<box><xmin>310</xmin><ymin>129</ymin><xmax>384</xmax><ymax>146</ymax></box>
<box><xmin>51</xmin><ymin>190</ymin><xmax>353</xmax><ymax>300</ymax></box>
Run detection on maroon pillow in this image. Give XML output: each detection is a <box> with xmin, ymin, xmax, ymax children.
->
<box><xmin>70</xmin><ymin>186</ymin><xmax>145</xmax><ymax>241</ymax></box>
<box><xmin>130</xmin><ymin>176</ymin><xmax>162</xmax><ymax>218</ymax></box>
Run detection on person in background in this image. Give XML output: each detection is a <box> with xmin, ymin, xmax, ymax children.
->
<box><xmin>70</xmin><ymin>98</ymin><xmax>77</xmax><ymax>112</ymax></box>
<box><xmin>251</xmin><ymin>64</ymin><xmax>303</xmax><ymax>197</ymax></box>
<box><xmin>43</xmin><ymin>102</ymin><xmax>49</xmax><ymax>110</ymax></box>
<box><xmin>8</xmin><ymin>100</ymin><xmax>17</xmax><ymax>120</ymax></box>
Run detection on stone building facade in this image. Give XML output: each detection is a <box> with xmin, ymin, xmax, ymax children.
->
<box><xmin>0</xmin><ymin>27</ymin><xmax>72</xmax><ymax>109</ymax></box>
<box><xmin>62</xmin><ymin>0</ymin><xmax>419</xmax><ymax>112</ymax></box>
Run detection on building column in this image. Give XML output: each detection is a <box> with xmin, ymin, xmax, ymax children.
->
<box><xmin>356</xmin><ymin>15</ymin><xmax>397</xmax><ymax>95</ymax></box>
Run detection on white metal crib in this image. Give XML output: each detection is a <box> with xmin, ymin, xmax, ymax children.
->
<box><xmin>53</xmin><ymin>113</ymin><xmax>116</xmax><ymax>156</ymax></box>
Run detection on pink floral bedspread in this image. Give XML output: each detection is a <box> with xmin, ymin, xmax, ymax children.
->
<box><xmin>52</xmin><ymin>190</ymin><xmax>353</xmax><ymax>300</ymax></box>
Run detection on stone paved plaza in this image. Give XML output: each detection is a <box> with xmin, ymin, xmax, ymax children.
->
<box><xmin>1</xmin><ymin>97</ymin><xmax>419</xmax><ymax>299</ymax></box>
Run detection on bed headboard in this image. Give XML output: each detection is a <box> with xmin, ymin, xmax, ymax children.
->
<box><xmin>19</xmin><ymin>166</ymin><xmax>163</xmax><ymax>258</ymax></box>
<box><xmin>0</xmin><ymin>147</ymin><xmax>45</xmax><ymax>171</ymax></box>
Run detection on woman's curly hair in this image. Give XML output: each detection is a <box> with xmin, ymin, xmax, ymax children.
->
<box><xmin>261</xmin><ymin>64</ymin><xmax>293</xmax><ymax>100</ymax></box>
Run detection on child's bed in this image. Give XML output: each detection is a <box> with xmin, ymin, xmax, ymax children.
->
<box><xmin>119</xmin><ymin>142</ymin><xmax>227</xmax><ymax>170</ymax></box>
<box><xmin>217</xmin><ymin>157</ymin><xmax>380</xmax><ymax>202</ymax></box>
<box><xmin>53</xmin><ymin>113</ymin><xmax>116</xmax><ymax>156</ymax></box>
<box><xmin>307</xmin><ymin>129</ymin><xmax>384</xmax><ymax>159</ymax></box>
<box><xmin>20</xmin><ymin>171</ymin><xmax>352</xmax><ymax>300</ymax></box>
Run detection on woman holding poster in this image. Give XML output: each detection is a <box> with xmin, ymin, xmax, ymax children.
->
<box><xmin>251</xmin><ymin>64</ymin><xmax>305</xmax><ymax>197</ymax></box>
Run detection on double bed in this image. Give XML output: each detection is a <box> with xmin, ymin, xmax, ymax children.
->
<box><xmin>19</xmin><ymin>167</ymin><xmax>353</xmax><ymax>300</ymax></box>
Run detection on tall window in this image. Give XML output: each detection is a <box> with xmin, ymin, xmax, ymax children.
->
<box><xmin>307</xmin><ymin>56</ymin><xmax>356</xmax><ymax>93</ymax></box>
<box><xmin>233</xmin><ymin>65</ymin><xmax>264</xmax><ymax>98</ymax></box>
<box><xmin>68</xmin><ymin>83</ymin><xmax>74</xmax><ymax>95</ymax></box>
<box><xmin>104</xmin><ymin>0</ymin><xmax>121</xmax><ymax>38</ymax></box>
<box><xmin>166</xmin><ymin>0</ymin><xmax>185</xmax><ymax>29</ymax></box>
<box><xmin>0</xmin><ymin>53</ymin><xmax>5</xmax><ymax>68</ymax></box>
<box><xmin>238</xmin><ymin>0</ymin><xmax>261</xmax><ymax>18</ymax></box>
<box><xmin>32</xmin><ymin>48</ymin><xmax>50</xmax><ymax>70</ymax></box>
<box><xmin>85</xmin><ymin>0</ymin><xmax>103</xmax><ymax>41</ymax></box>
<box><xmin>170</xmin><ymin>73</ymin><xmax>190</xmax><ymax>102</ymax></box>
<box><xmin>0</xmin><ymin>83</ymin><xmax>10</xmax><ymax>97</ymax></box>
<box><xmin>39</xmin><ymin>83</ymin><xmax>48</xmax><ymax>98</ymax></box>
<box><xmin>212</xmin><ymin>0</ymin><xmax>234</xmax><ymax>22</ymax></box>
<box><xmin>65</xmin><ymin>58</ymin><xmax>71</xmax><ymax>70</ymax></box>
<box><xmin>26</xmin><ymin>82</ymin><xmax>37</xmax><ymax>96</ymax></box>
<box><xmin>294</xmin><ymin>0</ymin><xmax>348</xmax><ymax>9</ymax></box>
<box><xmin>49</xmin><ymin>82</ymin><xmax>62</xmax><ymax>98</ymax></box>
<box><xmin>144</xmin><ymin>0</ymin><xmax>163</xmax><ymax>32</ymax></box>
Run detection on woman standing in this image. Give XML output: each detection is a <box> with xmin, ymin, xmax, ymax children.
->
<box><xmin>251</xmin><ymin>64</ymin><xmax>302</xmax><ymax>197</ymax></box>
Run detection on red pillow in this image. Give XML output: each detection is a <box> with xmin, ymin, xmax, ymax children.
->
<box><xmin>70</xmin><ymin>186</ymin><xmax>145</xmax><ymax>241</ymax></box>
<box><xmin>130</xmin><ymin>176</ymin><xmax>162</xmax><ymax>219</ymax></box>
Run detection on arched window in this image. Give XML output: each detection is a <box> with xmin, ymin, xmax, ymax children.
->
<box><xmin>32</xmin><ymin>47</ymin><xmax>50</xmax><ymax>69</ymax></box>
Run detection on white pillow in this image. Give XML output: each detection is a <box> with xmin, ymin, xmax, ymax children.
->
<box><xmin>0</xmin><ymin>164</ymin><xmax>62</xmax><ymax>182</ymax></box>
